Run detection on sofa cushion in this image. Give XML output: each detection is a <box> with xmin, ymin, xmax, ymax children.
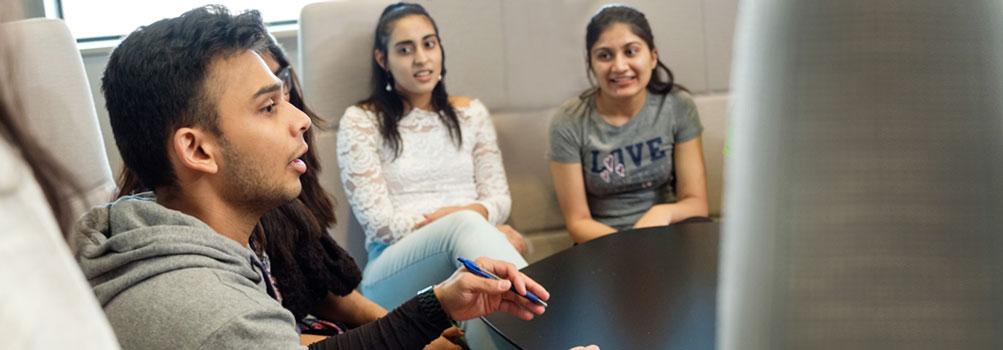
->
<box><xmin>492</xmin><ymin>108</ymin><xmax>566</xmax><ymax>233</ymax></box>
<box><xmin>693</xmin><ymin>93</ymin><xmax>730</xmax><ymax>218</ymax></box>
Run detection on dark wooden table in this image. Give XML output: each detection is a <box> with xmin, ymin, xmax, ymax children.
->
<box><xmin>483</xmin><ymin>222</ymin><xmax>720</xmax><ymax>349</ymax></box>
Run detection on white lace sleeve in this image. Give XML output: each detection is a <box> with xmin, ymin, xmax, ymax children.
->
<box><xmin>465</xmin><ymin>100</ymin><xmax>512</xmax><ymax>225</ymax></box>
<box><xmin>337</xmin><ymin>107</ymin><xmax>424</xmax><ymax>245</ymax></box>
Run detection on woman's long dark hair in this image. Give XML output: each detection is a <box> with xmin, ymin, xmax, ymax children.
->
<box><xmin>358</xmin><ymin>2</ymin><xmax>461</xmax><ymax>158</ymax></box>
<box><xmin>581</xmin><ymin>4</ymin><xmax>686</xmax><ymax>98</ymax></box>
<box><xmin>116</xmin><ymin>30</ymin><xmax>360</xmax><ymax>321</ymax></box>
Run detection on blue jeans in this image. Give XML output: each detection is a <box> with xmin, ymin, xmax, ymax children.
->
<box><xmin>360</xmin><ymin>210</ymin><xmax>526</xmax><ymax>349</ymax></box>
<box><xmin>361</xmin><ymin>210</ymin><xmax>527</xmax><ymax>307</ymax></box>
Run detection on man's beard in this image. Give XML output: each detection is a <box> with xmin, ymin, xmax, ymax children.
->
<box><xmin>218</xmin><ymin>138</ymin><xmax>299</xmax><ymax>213</ymax></box>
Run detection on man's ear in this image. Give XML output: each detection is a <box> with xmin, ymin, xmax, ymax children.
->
<box><xmin>374</xmin><ymin>49</ymin><xmax>387</xmax><ymax>71</ymax></box>
<box><xmin>171</xmin><ymin>127</ymin><xmax>219</xmax><ymax>175</ymax></box>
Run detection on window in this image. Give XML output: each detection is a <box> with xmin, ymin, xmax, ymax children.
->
<box><xmin>56</xmin><ymin>0</ymin><xmax>316</xmax><ymax>42</ymax></box>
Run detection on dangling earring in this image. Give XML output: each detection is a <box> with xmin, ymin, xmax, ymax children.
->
<box><xmin>438</xmin><ymin>74</ymin><xmax>442</xmax><ymax>81</ymax></box>
<box><xmin>385</xmin><ymin>71</ymin><xmax>393</xmax><ymax>92</ymax></box>
<box><xmin>385</xmin><ymin>82</ymin><xmax>392</xmax><ymax>92</ymax></box>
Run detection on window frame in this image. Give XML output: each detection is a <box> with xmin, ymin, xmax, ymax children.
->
<box><xmin>47</xmin><ymin>0</ymin><xmax>304</xmax><ymax>46</ymax></box>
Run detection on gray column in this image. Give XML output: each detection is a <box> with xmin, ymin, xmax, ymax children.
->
<box><xmin>718</xmin><ymin>0</ymin><xmax>1003</xmax><ymax>349</ymax></box>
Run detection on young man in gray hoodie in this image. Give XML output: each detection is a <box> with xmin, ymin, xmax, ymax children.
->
<box><xmin>74</xmin><ymin>6</ymin><xmax>550</xmax><ymax>350</ymax></box>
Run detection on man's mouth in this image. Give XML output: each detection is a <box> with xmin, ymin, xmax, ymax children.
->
<box><xmin>288</xmin><ymin>147</ymin><xmax>308</xmax><ymax>174</ymax></box>
<box><xmin>289</xmin><ymin>158</ymin><xmax>307</xmax><ymax>174</ymax></box>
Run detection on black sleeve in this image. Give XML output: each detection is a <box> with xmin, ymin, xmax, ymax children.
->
<box><xmin>307</xmin><ymin>296</ymin><xmax>452</xmax><ymax>350</ymax></box>
<box><xmin>266</xmin><ymin>221</ymin><xmax>363</xmax><ymax>321</ymax></box>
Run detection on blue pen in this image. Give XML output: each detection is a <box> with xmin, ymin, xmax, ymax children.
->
<box><xmin>457</xmin><ymin>257</ymin><xmax>548</xmax><ymax>307</ymax></box>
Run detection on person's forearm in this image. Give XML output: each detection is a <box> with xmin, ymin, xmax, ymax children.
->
<box><xmin>662</xmin><ymin>196</ymin><xmax>709</xmax><ymax>224</ymax></box>
<box><xmin>472</xmin><ymin>196</ymin><xmax>510</xmax><ymax>225</ymax></box>
<box><xmin>567</xmin><ymin>218</ymin><xmax>617</xmax><ymax>244</ymax></box>
<box><xmin>308</xmin><ymin>296</ymin><xmax>448</xmax><ymax>350</ymax></box>
<box><xmin>462</xmin><ymin>203</ymin><xmax>489</xmax><ymax>219</ymax></box>
<box><xmin>312</xmin><ymin>291</ymin><xmax>387</xmax><ymax>328</ymax></box>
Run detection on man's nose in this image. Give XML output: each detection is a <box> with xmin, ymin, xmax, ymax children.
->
<box><xmin>290</xmin><ymin>104</ymin><xmax>311</xmax><ymax>136</ymax></box>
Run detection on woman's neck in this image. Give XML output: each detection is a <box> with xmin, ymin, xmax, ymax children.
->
<box><xmin>595</xmin><ymin>89</ymin><xmax>647</xmax><ymax>126</ymax></box>
<box><xmin>401</xmin><ymin>91</ymin><xmax>433</xmax><ymax>113</ymax></box>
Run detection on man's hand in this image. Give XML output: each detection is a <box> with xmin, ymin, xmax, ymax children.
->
<box><xmin>632</xmin><ymin>204</ymin><xmax>672</xmax><ymax>229</ymax></box>
<box><xmin>496</xmin><ymin>225</ymin><xmax>526</xmax><ymax>254</ymax></box>
<box><xmin>433</xmin><ymin>257</ymin><xmax>548</xmax><ymax>321</ymax></box>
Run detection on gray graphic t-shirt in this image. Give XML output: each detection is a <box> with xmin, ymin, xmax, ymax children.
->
<box><xmin>548</xmin><ymin>90</ymin><xmax>702</xmax><ymax>230</ymax></box>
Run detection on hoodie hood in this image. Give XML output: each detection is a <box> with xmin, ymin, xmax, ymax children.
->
<box><xmin>75</xmin><ymin>193</ymin><xmax>263</xmax><ymax>306</ymax></box>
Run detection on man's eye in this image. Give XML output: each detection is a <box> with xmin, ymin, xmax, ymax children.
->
<box><xmin>262</xmin><ymin>99</ymin><xmax>277</xmax><ymax>113</ymax></box>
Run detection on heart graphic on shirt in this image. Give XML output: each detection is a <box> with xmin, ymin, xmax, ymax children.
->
<box><xmin>599</xmin><ymin>154</ymin><xmax>626</xmax><ymax>183</ymax></box>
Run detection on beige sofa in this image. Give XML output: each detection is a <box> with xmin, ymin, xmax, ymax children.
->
<box><xmin>299</xmin><ymin>0</ymin><xmax>737</xmax><ymax>264</ymax></box>
<box><xmin>2</xmin><ymin>19</ymin><xmax>117</xmax><ymax>220</ymax></box>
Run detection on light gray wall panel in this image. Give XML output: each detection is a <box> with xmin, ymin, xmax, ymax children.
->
<box><xmin>607</xmin><ymin>0</ymin><xmax>709</xmax><ymax>93</ymax></box>
<box><xmin>421</xmin><ymin>0</ymin><xmax>507</xmax><ymax>109</ymax></box>
<box><xmin>704</xmin><ymin>0</ymin><xmax>738</xmax><ymax>91</ymax></box>
<box><xmin>299</xmin><ymin>0</ymin><xmax>393</xmax><ymax>130</ymax></box>
<box><xmin>499</xmin><ymin>0</ymin><xmax>594</xmax><ymax>111</ymax></box>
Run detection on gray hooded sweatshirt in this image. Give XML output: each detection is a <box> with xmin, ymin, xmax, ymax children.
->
<box><xmin>75</xmin><ymin>194</ymin><xmax>306</xmax><ymax>350</ymax></box>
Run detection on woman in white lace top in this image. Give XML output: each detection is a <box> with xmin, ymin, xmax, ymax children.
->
<box><xmin>336</xmin><ymin>3</ymin><xmax>527</xmax><ymax>317</ymax></box>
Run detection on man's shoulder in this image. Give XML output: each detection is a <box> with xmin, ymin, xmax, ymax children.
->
<box><xmin>104</xmin><ymin>268</ymin><xmax>296</xmax><ymax>350</ymax></box>
<box><xmin>106</xmin><ymin>267</ymin><xmax>265</xmax><ymax>314</ymax></box>
<box><xmin>129</xmin><ymin>266</ymin><xmax>276</xmax><ymax>306</ymax></box>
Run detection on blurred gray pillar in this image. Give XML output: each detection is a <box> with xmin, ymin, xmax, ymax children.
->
<box><xmin>718</xmin><ymin>1</ymin><xmax>1003</xmax><ymax>349</ymax></box>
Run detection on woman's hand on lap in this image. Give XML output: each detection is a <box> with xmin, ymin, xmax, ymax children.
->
<box><xmin>632</xmin><ymin>204</ymin><xmax>672</xmax><ymax>229</ymax></box>
<box><xmin>415</xmin><ymin>206</ymin><xmax>465</xmax><ymax>229</ymax></box>
<box><xmin>496</xmin><ymin>225</ymin><xmax>526</xmax><ymax>254</ymax></box>
<box><xmin>415</xmin><ymin>204</ymin><xmax>489</xmax><ymax>229</ymax></box>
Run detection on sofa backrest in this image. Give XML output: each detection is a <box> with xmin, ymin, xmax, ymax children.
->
<box><xmin>300</xmin><ymin>0</ymin><xmax>736</xmax><ymax>119</ymax></box>
<box><xmin>1</xmin><ymin>18</ymin><xmax>116</xmax><ymax>217</ymax></box>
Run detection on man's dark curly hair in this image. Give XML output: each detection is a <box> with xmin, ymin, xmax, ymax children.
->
<box><xmin>102</xmin><ymin>5</ymin><xmax>266</xmax><ymax>191</ymax></box>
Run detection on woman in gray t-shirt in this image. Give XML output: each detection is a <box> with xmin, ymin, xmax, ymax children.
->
<box><xmin>548</xmin><ymin>5</ymin><xmax>709</xmax><ymax>243</ymax></box>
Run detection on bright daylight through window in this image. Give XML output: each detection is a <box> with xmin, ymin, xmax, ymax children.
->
<box><xmin>58</xmin><ymin>0</ymin><xmax>315</xmax><ymax>41</ymax></box>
